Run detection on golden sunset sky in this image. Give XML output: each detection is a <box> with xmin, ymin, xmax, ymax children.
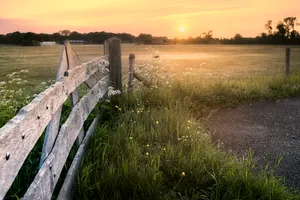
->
<box><xmin>0</xmin><ymin>0</ymin><xmax>299</xmax><ymax>38</ymax></box>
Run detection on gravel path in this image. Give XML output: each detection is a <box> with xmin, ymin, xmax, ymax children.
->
<box><xmin>205</xmin><ymin>97</ymin><xmax>300</xmax><ymax>190</ymax></box>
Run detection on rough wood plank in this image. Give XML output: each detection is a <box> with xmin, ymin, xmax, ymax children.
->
<box><xmin>65</xmin><ymin>41</ymin><xmax>85</xmax><ymax>145</ymax></box>
<box><xmin>128</xmin><ymin>54</ymin><xmax>135</xmax><ymax>92</ymax></box>
<box><xmin>85</xmin><ymin>70</ymin><xmax>106</xmax><ymax>89</ymax></box>
<box><xmin>0</xmin><ymin>58</ymin><xmax>109</xmax><ymax>199</ymax></box>
<box><xmin>134</xmin><ymin>72</ymin><xmax>152</xmax><ymax>88</ymax></box>
<box><xmin>23</xmin><ymin>75</ymin><xmax>109</xmax><ymax>200</ymax></box>
<box><xmin>108</xmin><ymin>37</ymin><xmax>122</xmax><ymax>91</ymax></box>
<box><xmin>85</xmin><ymin>45</ymin><xmax>109</xmax><ymax>89</ymax></box>
<box><xmin>40</xmin><ymin>46</ymin><xmax>68</xmax><ymax>167</ymax></box>
<box><xmin>57</xmin><ymin>115</ymin><xmax>99</xmax><ymax>200</ymax></box>
<box><xmin>104</xmin><ymin>40</ymin><xmax>109</xmax><ymax>57</ymax></box>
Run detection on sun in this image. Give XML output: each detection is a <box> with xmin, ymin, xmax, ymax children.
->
<box><xmin>179</xmin><ymin>27</ymin><xmax>185</xmax><ymax>33</ymax></box>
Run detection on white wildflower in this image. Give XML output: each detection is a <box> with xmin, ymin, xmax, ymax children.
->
<box><xmin>20</xmin><ymin>70</ymin><xmax>29</xmax><ymax>73</ymax></box>
<box><xmin>12</xmin><ymin>78</ymin><xmax>22</xmax><ymax>82</ymax></box>
<box><xmin>108</xmin><ymin>86</ymin><xmax>121</xmax><ymax>97</ymax></box>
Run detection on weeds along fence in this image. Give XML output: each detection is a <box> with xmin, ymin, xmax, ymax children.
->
<box><xmin>0</xmin><ymin>37</ymin><xmax>128</xmax><ymax>200</ymax></box>
<box><xmin>1</xmin><ymin>39</ymin><xmax>293</xmax><ymax>200</ymax></box>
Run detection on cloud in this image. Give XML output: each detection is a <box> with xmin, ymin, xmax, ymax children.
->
<box><xmin>152</xmin><ymin>4</ymin><xmax>257</xmax><ymax>20</ymax></box>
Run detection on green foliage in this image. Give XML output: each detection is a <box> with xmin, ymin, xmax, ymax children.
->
<box><xmin>2</xmin><ymin>56</ymin><xmax>300</xmax><ymax>199</ymax></box>
<box><xmin>167</xmin><ymin>74</ymin><xmax>300</xmax><ymax>116</ymax></box>
<box><xmin>20</xmin><ymin>40</ymin><xmax>41</xmax><ymax>46</ymax></box>
<box><xmin>0</xmin><ymin>70</ymin><xmax>54</xmax><ymax>128</ymax></box>
<box><xmin>0</xmin><ymin>31</ymin><xmax>136</xmax><ymax>45</ymax></box>
<box><xmin>138</xmin><ymin>34</ymin><xmax>153</xmax><ymax>44</ymax></box>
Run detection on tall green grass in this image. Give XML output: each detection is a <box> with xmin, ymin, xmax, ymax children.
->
<box><xmin>170</xmin><ymin>74</ymin><xmax>300</xmax><ymax>116</ymax></box>
<box><xmin>75</xmin><ymin>75</ymin><xmax>300</xmax><ymax>199</ymax></box>
<box><xmin>3</xmin><ymin>73</ymin><xmax>300</xmax><ymax>199</ymax></box>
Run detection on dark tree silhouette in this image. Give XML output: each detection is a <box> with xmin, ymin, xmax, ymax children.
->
<box><xmin>283</xmin><ymin>17</ymin><xmax>297</xmax><ymax>38</ymax></box>
<box><xmin>264</xmin><ymin>20</ymin><xmax>273</xmax><ymax>35</ymax></box>
<box><xmin>59</xmin><ymin>30</ymin><xmax>71</xmax><ymax>36</ymax></box>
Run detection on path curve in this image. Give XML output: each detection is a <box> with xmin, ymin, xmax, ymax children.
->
<box><xmin>205</xmin><ymin>97</ymin><xmax>300</xmax><ymax>190</ymax></box>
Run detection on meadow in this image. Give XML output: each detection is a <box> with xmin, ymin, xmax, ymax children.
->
<box><xmin>1</xmin><ymin>44</ymin><xmax>300</xmax><ymax>86</ymax></box>
<box><xmin>1</xmin><ymin>44</ymin><xmax>300</xmax><ymax>199</ymax></box>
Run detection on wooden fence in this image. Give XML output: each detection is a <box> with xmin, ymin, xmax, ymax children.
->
<box><xmin>2</xmin><ymin>38</ymin><xmax>293</xmax><ymax>200</ymax></box>
<box><xmin>0</xmin><ymin>37</ymin><xmax>124</xmax><ymax>200</ymax></box>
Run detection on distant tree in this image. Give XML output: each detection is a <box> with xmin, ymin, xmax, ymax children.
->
<box><xmin>0</xmin><ymin>35</ymin><xmax>4</xmax><ymax>43</ymax></box>
<box><xmin>283</xmin><ymin>17</ymin><xmax>298</xmax><ymax>38</ymax></box>
<box><xmin>260</xmin><ymin>33</ymin><xmax>268</xmax><ymax>39</ymax></box>
<box><xmin>264</xmin><ymin>20</ymin><xmax>273</xmax><ymax>35</ymax></box>
<box><xmin>276</xmin><ymin>22</ymin><xmax>287</xmax><ymax>37</ymax></box>
<box><xmin>198</xmin><ymin>31</ymin><xmax>214</xmax><ymax>44</ymax></box>
<box><xmin>5</xmin><ymin>32</ymin><xmax>23</xmax><ymax>45</ymax></box>
<box><xmin>59</xmin><ymin>30</ymin><xmax>71</xmax><ymax>36</ymax></box>
<box><xmin>234</xmin><ymin>33</ymin><xmax>243</xmax><ymax>40</ymax></box>
<box><xmin>137</xmin><ymin>34</ymin><xmax>153</xmax><ymax>44</ymax></box>
<box><xmin>69</xmin><ymin>31</ymin><xmax>83</xmax><ymax>40</ymax></box>
<box><xmin>201</xmin><ymin>30</ymin><xmax>213</xmax><ymax>39</ymax></box>
<box><xmin>52</xmin><ymin>32</ymin><xmax>64</xmax><ymax>43</ymax></box>
<box><xmin>40</xmin><ymin>33</ymin><xmax>53</xmax><ymax>41</ymax></box>
<box><xmin>290</xmin><ymin>30</ymin><xmax>300</xmax><ymax>40</ymax></box>
<box><xmin>23</xmin><ymin>32</ymin><xmax>37</xmax><ymax>41</ymax></box>
<box><xmin>21</xmin><ymin>40</ymin><xmax>40</xmax><ymax>46</ymax></box>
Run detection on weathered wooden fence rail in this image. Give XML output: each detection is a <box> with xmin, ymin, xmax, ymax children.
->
<box><xmin>1</xmin><ymin>38</ymin><xmax>293</xmax><ymax>200</ymax></box>
<box><xmin>0</xmin><ymin>37</ymin><xmax>122</xmax><ymax>200</ymax></box>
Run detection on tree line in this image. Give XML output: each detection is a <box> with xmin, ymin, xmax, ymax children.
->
<box><xmin>173</xmin><ymin>17</ymin><xmax>300</xmax><ymax>45</ymax></box>
<box><xmin>0</xmin><ymin>17</ymin><xmax>299</xmax><ymax>46</ymax></box>
<box><xmin>0</xmin><ymin>31</ymin><xmax>136</xmax><ymax>46</ymax></box>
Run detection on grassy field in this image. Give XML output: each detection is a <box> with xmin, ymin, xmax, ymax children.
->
<box><xmin>1</xmin><ymin>44</ymin><xmax>300</xmax><ymax>86</ymax></box>
<box><xmin>75</xmin><ymin>75</ymin><xmax>300</xmax><ymax>200</ymax></box>
<box><xmin>1</xmin><ymin>44</ymin><xmax>298</xmax><ymax>127</ymax></box>
<box><xmin>4</xmin><ymin>74</ymin><xmax>300</xmax><ymax>199</ymax></box>
<box><xmin>1</xmin><ymin>45</ymin><xmax>300</xmax><ymax>199</ymax></box>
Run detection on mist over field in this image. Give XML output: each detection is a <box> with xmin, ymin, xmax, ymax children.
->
<box><xmin>1</xmin><ymin>44</ymin><xmax>300</xmax><ymax>88</ymax></box>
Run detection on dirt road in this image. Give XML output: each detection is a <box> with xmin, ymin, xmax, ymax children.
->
<box><xmin>205</xmin><ymin>97</ymin><xmax>300</xmax><ymax>190</ymax></box>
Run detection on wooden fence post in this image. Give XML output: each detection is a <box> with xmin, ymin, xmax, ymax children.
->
<box><xmin>64</xmin><ymin>41</ymin><xmax>85</xmax><ymax>146</ymax></box>
<box><xmin>128</xmin><ymin>54</ymin><xmax>135</xmax><ymax>92</ymax></box>
<box><xmin>39</xmin><ymin>44</ymin><xmax>68</xmax><ymax>167</ymax></box>
<box><xmin>108</xmin><ymin>37</ymin><xmax>122</xmax><ymax>92</ymax></box>
<box><xmin>104</xmin><ymin>40</ymin><xmax>109</xmax><ymax>56</ymax></box>
<box><xmin>286</xmin><ymin>48</ymin><xmax>291</xmax><ymax>77</ymax></box>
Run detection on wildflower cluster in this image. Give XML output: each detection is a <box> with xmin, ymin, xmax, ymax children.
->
<box><xmin>0</xmin><ymin>70</ymin><xmax>54</xmax><ymax>127</ymax></box>
<box><xmin>126</xmin><ymin>50</ymin><xmax>175</xmax><ymax>90</ymax></box>
<box><xmin>108</xmin><ymin>86</ymin><xmax>121</xmax><ymax>97</ymax></box>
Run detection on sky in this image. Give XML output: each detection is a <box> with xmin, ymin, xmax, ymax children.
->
<box><xmin>0</xmin><ymin>0</ymin><xmax>299</xmax><ymax>38</ymax></box>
